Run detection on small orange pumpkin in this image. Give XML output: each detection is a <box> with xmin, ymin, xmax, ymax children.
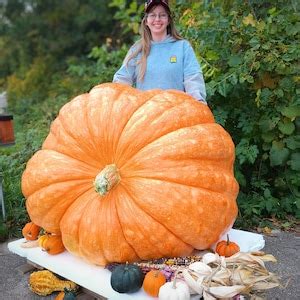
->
<box><xmin>143</xmin><ymin>270</ymin><xmax>166</xmax><ymax>297</ymax></box>
<box><xmin>22</xmin><ymin>222</ymin><xmax>40</xmax><ymax>241</ymax></box>
<box><xmin>42</xmin><ymin>235</ymin><xmax>65</xmax><ymax>255</ymax></box>
<box><xmin>215</xmin><ymin>234</ymin><xmax>240</xmax><ymax>257</ymax></box>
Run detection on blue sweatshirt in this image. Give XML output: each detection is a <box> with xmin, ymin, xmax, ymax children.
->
<box><xmin>113</xmin><ymin>35</ymin><xmax>207</xmax><ymax>103</ymax></box>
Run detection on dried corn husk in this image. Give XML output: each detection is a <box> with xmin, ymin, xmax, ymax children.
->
<box><xmin>181</xmin><ymin>251</ymin><xmax>279</xmax><ymax>299</ymax></box>
<box><xmin>189</xmin><ymin>262</ymin><xmax>212</xmax><ymax>276</ymax></box>
<box><xmin>182</xmin><ymin>269</ymin><xmax>204</xmax><ymax>295</ymax></box>
<box><xmin>205</xmin><ymin>285</ymin><xmax>247</xmax><ymax>298</ymax></box>
<box><xmin>202</xmin><ymin>253</ymin><xmax>220</xmax><ymax>265</ymax></box>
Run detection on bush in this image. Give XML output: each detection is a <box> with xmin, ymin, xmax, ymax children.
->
<box><xmin>175</xmin><ymin>1</ymin><xmax>300</xmax><ymax>225</ymax></box>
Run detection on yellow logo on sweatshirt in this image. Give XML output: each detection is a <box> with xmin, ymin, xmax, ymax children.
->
<box><xmin>170</xmin><ymin>55</ymin><xmax>177</xmax><ymax>63</ymax></box>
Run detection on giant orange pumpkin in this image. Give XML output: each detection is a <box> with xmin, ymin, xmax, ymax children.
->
<box><xmin>21</xmin><ymin>83</ymin><xmax>239</xmax><ymax>265</ymax></box>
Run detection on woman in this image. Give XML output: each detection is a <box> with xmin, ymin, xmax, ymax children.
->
<box><xmin>113</xmin><ymin>0</ymin><xmax>207</xmax><ymax>103</ymax></box>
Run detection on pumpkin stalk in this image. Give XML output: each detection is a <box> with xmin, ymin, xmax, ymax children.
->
<box><xmin>172</xmin><ymin>270</ymin><xmax>180</xmax><ymax>289</ymax></box>
<box><xmin>94</xmin><ymin>164</ymin><xmax>121</xmax><ymax>196</ymax></box>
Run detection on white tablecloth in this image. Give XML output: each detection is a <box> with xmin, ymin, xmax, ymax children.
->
<box><xmin>8</xmin><ymin>228</ymin><xmax>264</xmax><ymax>299</ymax></box>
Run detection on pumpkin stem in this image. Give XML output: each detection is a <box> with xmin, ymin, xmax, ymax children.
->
<box><xmin>94</xmin><ymin>164</ymin><xmax>121</xmax><ymax>196</ymax></box>
<box><xmin>172</xmin><ymin>270</ymin><xmax>179</xmax><ymax>289</ymax></box>
<box><xmin>226</xmin><ymin>234</ymin><xmax>230</xmax><ymax>245</ymax></box>
<box><xmin>154</xmin><ymin>270</ymin><xmax>161</xmax><ymax>277</ymax></box>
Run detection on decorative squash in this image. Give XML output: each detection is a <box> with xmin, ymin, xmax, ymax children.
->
<box><xmin>110</xmin><ymin>263</ymin><xmax>144</xmax><ymax>293</ymax></box>
<box><xmin>22</xmin><ymin>83</ymin><xmax>239</xmax><ymax>265</ymax></box>
<box><xmin>158</xmin><ymin>277</ymin><xmax>190</xmax><ymax>300</ymax></box>
<box><xmin>22</xmin><ymin>222</ymin><xmax>40</xmax><ymax>241</ymax></box>
<box><xmin>143</xmin><ymin>270</ymin><xmax>166</xmax><ymax>297</ymax></box>
<box><xmin>41</xmin><ymin>234</ymin><xmax>65</xmax><ymax>255</ymax></box>
<box><xmin>29</xmin><ymin>270</ymin><xmax>76</xmax><ymax>296</ymax></box>
<box><xmin>215</xmin><ymin>234</ymin><xmax>240</xmax><ymax>257</ymax></box>
<box><xmin>38</xmin><ymin>234</ymin><xmax>49</xmax><ymax>248</ymax></box>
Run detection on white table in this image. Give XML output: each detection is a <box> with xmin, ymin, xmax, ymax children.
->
<box><xmin>8</xmin><ymin>229</ymin><xmax>265</xmax><ymax>299</ymax></box>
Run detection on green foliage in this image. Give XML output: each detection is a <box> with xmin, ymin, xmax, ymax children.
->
<box><xmin>0</xmin><ymin>222</ymin><xmax>9</xmax><ymax>242</ymax></box>
<box><xmin>7</xmin><ymin>56</ymin><xmax>54</xmax><ymax>106</ymax></box>
<box><xmin>0</xmin><ymin>0</ymin><xmax>117</xmax><ymax>80</ymax></box>
<box><xmin>66</xmin><ymin>43</ymin><xmax>128</xmax><ymax>92</ymax></box>
<box><xmin>110</xmin><ymin>0</ymin><xmax>144</xmax><ymax>36</ymax></box>
<box><xmin>1</xmin><ymin>1</ymin><xmax>299</xmax><ymax>237</ymax></box>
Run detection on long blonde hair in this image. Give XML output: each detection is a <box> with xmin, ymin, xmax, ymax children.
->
<box><xmin>125</xmin><ymin>7</ymin><xmax>183</xmax><ymax>82</ymax></box>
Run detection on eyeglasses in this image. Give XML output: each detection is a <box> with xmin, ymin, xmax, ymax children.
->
<box><xmin>147</xmin><ymin>13</ymin><xmax>168</xmax><ymax>20</ymax></box>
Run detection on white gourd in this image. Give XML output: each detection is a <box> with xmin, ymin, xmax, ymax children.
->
<box><xmin>158</xmin><ymin>280</ymin><xmax>190</xmax><ymax>300</ymax></box>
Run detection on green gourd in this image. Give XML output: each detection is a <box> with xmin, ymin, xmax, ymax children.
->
<box><xmin>55</xmin><ymin>288</ymin><xmax>76</xmax><ymax>300</ymax></box>
<box><xmin>110</xmin><ymin>264</ymin><xmax>144</xmax><ymax>293</ymax></box>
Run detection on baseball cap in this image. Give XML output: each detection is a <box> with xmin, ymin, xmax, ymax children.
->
<box><xmin>145</xmin><ymin>0</ymin><xmax>170</xmax><ymax>13</ymax></box>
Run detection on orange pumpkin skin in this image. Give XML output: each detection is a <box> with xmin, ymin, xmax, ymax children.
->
<box><xmin>22</xmin><ymin>222</ymin><xmax>40</xmax><ymax>241</ymax></box>
<box><xmin>22</xmin><ymin>83</ymin><xmax>239</xmax><ymax>265</ymax></box>
<box><xmin>216</xmin><ymin>234</ymin><xmax>240</xmax><ymax>257</ymax></box>
<box><xmin>143</xmin><ymin>270</ymin><xmax>166</xmax><ymax>297</ymax></box>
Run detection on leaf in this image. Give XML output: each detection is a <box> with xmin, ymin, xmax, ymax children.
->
<box><xmin>265</xmin><ymin>198</ymin><xmax>277</xmax><ymax>213</ymax></box>
<box><xmin>258</xmin><ymin>115</ymin><xmax>279</xmax><ymax>132</ymax></box>
<box><xmin>249</xmin><ymin>37</ymin><xmax>260</xmax><ymax>47</ymax></box>
<box><xmin>262</xmin><ymin>132</ymin><xmax>276</xmax><ymax>143</ymax></box>
<box><xmin>288</xmin><ymin>152</ymin><xmax>300</xmax><ymax>171</ymax></box>
<box><xmin>217</xmin><ymin>81</ymin><xmax>230</xmax><ymax>97</ymax></box>
<box><xmin>270</xmin><ymin>142</ymin><xmax>290</xmax><ymax>166</ymax></box>
<box><xmin>206</xmin><ymin>50</ymin><xmax>219</xmax><ymax>61</ymax></box>
<box><xmin>236</xmin><ymin>139</ymin><xmax>259</xmax><ymax>165</ymax></box>
<box><xmin>278</xmin><ymin>121</ymin><xmax>295</xmax><ymax>135</ymax></box>
<box><xmin>255</xmin><ymin>88</ymin><xmax>262</xmax><ymax>105</ymax></box>
<box><xmin>245</xmin><ymin>74</ymin><xmax>254</xmax><ymax>83</ymax></box>
<box><xmin>274</xmin><ymin>88</ymin><xmax>284</xmax><ymax>98</ymax></box>
<box><xmin>228</xmin><ymin>55</ymin><xmax>242</xmax><ymax>67</ymax></box>
<box><xmin>284</xmin><ymin>135</ymin><xmax>300</xmax><ymax>150</ymax></box>
<box><xmin>282</xmin><ymin>106</ymin><xmax>300</xmax><ymax>118</ymax></box>
<box><xmin>229</xmin><ymin>73</ymin><xmax>238</xmax><ymax>85</ymax></box>
<box><xmin>213</xmin><ymin>107</ymin><xmax>229</xmax><ymax>127</ymax></box>
<box><xmin>243</xmin><ymin>14</ymin><xmax>256</xmax><ymax>27</ymax></box>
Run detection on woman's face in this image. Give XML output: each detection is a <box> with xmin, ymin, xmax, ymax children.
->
<box><xmin>145</xmin><ymin>5</ymin><xmax>169</xmax><ymax>37</ymax></box>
